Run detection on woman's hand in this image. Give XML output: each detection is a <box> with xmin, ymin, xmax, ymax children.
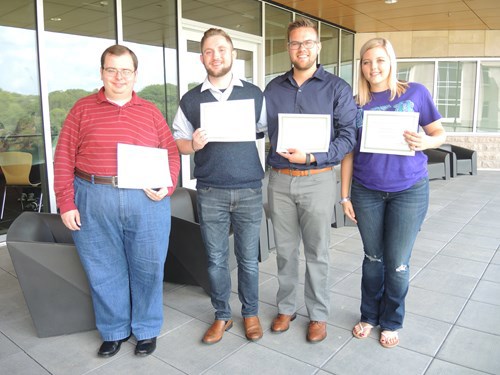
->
<box><xmin>341</xmin><ymin>200</ymin><xmax>357</xmax><ymax>224</ymax></box>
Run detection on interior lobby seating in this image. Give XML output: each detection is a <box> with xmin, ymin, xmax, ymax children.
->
<box><xmin>0</xmin><ymin>151</ymin><xmax>43</xmax><ymax>220</ymax></box>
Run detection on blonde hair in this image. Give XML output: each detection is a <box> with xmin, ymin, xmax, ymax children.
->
<box><xmin>357</xmin><ymin>38</ymin><xmax>408</xmax><ymax>106</ymax></box>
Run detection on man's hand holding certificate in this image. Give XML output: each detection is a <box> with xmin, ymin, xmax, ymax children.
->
<box><xmin>360</xmin><ymin>111</ymin><xmax>420</xmax><ymax>156</ymax></box>
<box><xmin>117</xmin><ymin>143</ymin><xmax>173</xmax><ymax>189</ymax></box>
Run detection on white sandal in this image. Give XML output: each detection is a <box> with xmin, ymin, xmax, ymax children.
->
<box><xmin>380</xmin><ymin>330</ymin><xmax>399</xmax><ymax>348</ymax></box>
<box><xmin>352</xmin><ymin>322</ymin><xmax>373</xmax><ymax>339</ymax></box>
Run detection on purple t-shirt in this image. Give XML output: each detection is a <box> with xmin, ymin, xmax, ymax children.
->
<box><xmin>353</xmin><ymin>82</ymin><xmax>441</xmax><ymax>192</ymax></box>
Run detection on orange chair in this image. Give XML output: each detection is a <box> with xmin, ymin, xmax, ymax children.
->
<box><xmin>0</xmin><ymin>151</ymin><xmax>42</xmax><ymax>220</ymax></box>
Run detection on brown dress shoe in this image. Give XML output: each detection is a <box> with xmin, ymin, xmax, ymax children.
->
<box><xmin>243</xmin><ymin>316</ymin><xmax>263</xmax><ymax>341</ymax></box>
<box><xmin>271</xmin><ymin>313</ymin><xmax>297</xmax><ymax>333</ymax></box>
<box><xmin>202</xmin><ymin>319</ymin><xmax>233</xmax><ymax>345</ymax></box>
<box><xmin>307</xmin><ymin>321</ymin><xmax>327</xmax><ymax>343</ymax></box>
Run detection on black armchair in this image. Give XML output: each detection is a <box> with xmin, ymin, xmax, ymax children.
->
<box><xmin>437</xmin><ymin>144</ymin><xmax>477</xmax><ymax>176</ymax></box>
<box><xmin>164</xmin><ymin>187</ymin><xmax>236</xmax><ymax>294</ymax></box>
<box><xmin>424</xmin><ymin>148</ymin><xmax>451</xmax><ymax>180</ymax></box>
<box><xmin>6</xmin><ymin>212</ymin><xmax>95</xmax><ymax>338</ymax></box>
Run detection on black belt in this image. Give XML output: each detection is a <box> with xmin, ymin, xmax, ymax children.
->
<box><xmin>75</xmin><ymin>169</ymin><xmax>118</xmax><ymax>187</ymax></box>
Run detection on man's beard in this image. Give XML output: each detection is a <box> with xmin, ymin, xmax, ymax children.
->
<box><xmin>292</xmin><ymin>58</ymin><xmax>316</xmax><ymax>71</ymax></box>
<box><xmin>206</xmin><ymin>61</ymin><xmax>233</xmax><ymax>78</ymax></box>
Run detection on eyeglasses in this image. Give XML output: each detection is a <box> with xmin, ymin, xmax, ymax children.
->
<box><xmin>288</xmin><ymin>40</ymin><xmax>318</xmax><ymax>50</ymax></box>
<box><xmin>103</xmin><ymin>67</ymin><xmax>136</xmax><ymax>78</ymax></box>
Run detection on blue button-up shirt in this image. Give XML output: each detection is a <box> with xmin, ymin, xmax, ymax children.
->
<box><xmin>264</xmin><ymin>65</ymin><xmax>357</xmax><ymax>169</ymax></box>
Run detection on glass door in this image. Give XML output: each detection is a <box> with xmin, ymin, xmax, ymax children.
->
<box><xmin>178</xmin><ymin>21</ymin><xmax>264</xmax><ymax>189</ymax></box>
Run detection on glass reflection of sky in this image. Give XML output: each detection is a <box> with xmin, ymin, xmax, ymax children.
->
<box><xmin>0</xmin><ymin>26</ymin><xmax>178</xmax><ymax>95</ymax></box>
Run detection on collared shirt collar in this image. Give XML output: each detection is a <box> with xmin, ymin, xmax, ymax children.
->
<box><xmin>283</xmin><ymin>64</ymin><xmax>327</xmax><ymax>86</ymax></box>
<box><xmin>200</xmin><ymin>74</ymin><xmax>243</xmax><ymax>101</ymax></box>
<box><xmin>96</xmin><ymin>87</ymin><xmax>141</xmax><ymax>106</ymax></box>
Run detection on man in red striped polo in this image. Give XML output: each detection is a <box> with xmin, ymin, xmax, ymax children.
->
<box><xmin>54</xmin><ymin>45</ymin><xmax>180</xmax><ymax>358</ymax></box>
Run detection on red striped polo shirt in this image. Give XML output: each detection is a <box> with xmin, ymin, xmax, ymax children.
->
<box><xmin>54</xmin><ymin>87</ymin><xmax>180</xmax><ymax>214</ymax></box>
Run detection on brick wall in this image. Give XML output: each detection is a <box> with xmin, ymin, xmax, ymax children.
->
<box><xmin>445</xmin><ymin>135</ymin><xmax>500</xmax><ymax>170</ymax></box>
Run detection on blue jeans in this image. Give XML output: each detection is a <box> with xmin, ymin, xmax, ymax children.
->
<box><xmin>351</xmin><ymin>177</ymin><xmax>429</xmax><ymax>331</ymax></box>
<box><xmin>72</xmin><ymin>177</ymin><xmax>171</xmax><ymax>341</ymax></box>
<box><xmin>197</xmin><ymin>187</ymin><xmax>262</xmax><ymax>320</ymax></box>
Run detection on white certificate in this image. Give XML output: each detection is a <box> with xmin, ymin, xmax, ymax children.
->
<box><xmin>360</xmin><ymin>111</ymin><xmax>420</xmax><ymax>156</ymax></box>
<box><xmin>200</xmin><ymin>99</ymin><xmax>256</xmax><ymax>142</ymax></box>
<box><xmin>276</xmin><ymin>113</ymin><xmax>331</xmax><ymax>153</ymax></box>
<box><xmin>117</xmin><ymin>143</ymin><xmax>172</xmax><ymax>189</ymax></box>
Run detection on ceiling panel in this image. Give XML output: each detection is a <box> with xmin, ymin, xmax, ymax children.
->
<box><xmin>271</xmin><ymin>0</ymin><xmax>500</xmax><ymax>32</ymax></box>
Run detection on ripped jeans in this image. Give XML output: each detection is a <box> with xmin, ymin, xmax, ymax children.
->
<box><xmin>351</xmin><ymin>178</ymin><xmax>429</xmax><ymax>331</ymax></box>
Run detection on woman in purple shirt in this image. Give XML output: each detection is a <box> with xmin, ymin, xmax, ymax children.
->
<box><xmin>340</xmin><ymin>38</ymin><xmax>446</xmax><ymax>348</ymax></box>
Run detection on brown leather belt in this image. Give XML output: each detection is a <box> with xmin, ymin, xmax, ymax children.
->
<box><xmin>75</xmin><ymin>168</ymin><xmax>118</xmax><ymax>187</ymax></box>
<box><xmin>272</xmin><ymin>166</ymin><xmax>333</xmax><ymax>177</ymax></box>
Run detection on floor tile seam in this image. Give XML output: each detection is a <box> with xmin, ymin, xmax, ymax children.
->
<box><xmin>404</xmin><ymin>310</ymin><xmax>457</xmax><ymax>330</ymax></box>
<box><xmin>198</xmin><ymin>341</ymin><xmax>269</xmax><ymax>375</ymax></box>
<box><xmin>326</xmin><ymin>289</ymin><xmax>361</xmax><ymax>302</ymax></box>
<box><xmin>410</xmin><ymin>273</ymin><xmax>482</xmax><ymax>300</ymax></box>
<box><xmin>162</xmin><ymin>301</ymin><xmax>213</xmax><ymax>322</ymax></box>
<box><xmin>406</xmin><ymin>285</ymin><xmax>469</xmax><ymax>329</ymax></box>
<box><xmin>147</xmin><ymin>354</ymin><xmax>190</xmax><ymax>375</ymax></box>
<box><xmin>243</xmin><ymin>339</ymin><xmax>323</xmax><ymax>371</ymax></box>
<box><xmin>423</xmin><ymin>358</ymin><xmax>492</xmax><ymax>375</ymax></box>
<box><xmin>259</xmin><ymin>269</ymin><xmax>278</xmax><ymax>278</ymax></box>
<box><xmin>453</xmin><ymin>321</ymin><xmax>500</xmax><ymax>338</ymax></box>
<box><xmin>0</xmin><ymin>265</ymin><xmax>17</xmax><ymax>279</ymax></box>
<box><xmin>314</xmin><ymin>334</ymin><xmax>354</xmax><ymax>370</ymax></box>
<box><xmin>410</xmin><ymin>284</ymin><xmax>469</xmax><ymax>304</ymax></box>
<box><xmin>158</xmin><ymin>316</ymin><xmax>199</xmax><ymax>337</ymax></box>
<box><xmin>0</xmin><ymin>333</ymin><xmax>53</xmax><ymax>375</ymax></box>
<box><xmin>328</xmin><ymin>269</ymin><xmax>358</xmax><ymax>288</ymax></box>
<box><xmin>437</xmin><ymin>249</ymin><xmax>497</xmax><ymax>264</ymax></box>
<box><xmin>431</xmin><ymin>354</ymin><xmax>497</xmax><ymax>375</ymax></box>
<box><xmin>432</xmin><ymin>280</ymin><xmax>488</xmax><ymax>362</ymax></box>
<box><xmin>418</xmin><ymin>261</ymin><xmax>487</xmax><ymax>280</ymax></box>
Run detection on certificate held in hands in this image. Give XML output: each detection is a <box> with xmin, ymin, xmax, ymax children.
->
<box><xmin>117</xmin><ymin>143</ymin><xmax>173</xmax><ymax>189</ymax></box>
<box><xmin>200</xmin><ymin>99</ymin><xmax>256</xmax><ymax>142</ymax></box>
<box><xmin>276</xmin><ymin>113</ymin><xmax>331</xmax><ymax>153</ymax></box>
<box><xmin>360</xmin><ymin>111</ymin><xmax>420</xmax><ymax>156</ymax></box>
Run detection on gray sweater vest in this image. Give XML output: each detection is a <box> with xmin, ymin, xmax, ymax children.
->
<box><xmin>180</xmin><ymin>81</ymin><xmax>264</xmax><ymax>189</ymax></box>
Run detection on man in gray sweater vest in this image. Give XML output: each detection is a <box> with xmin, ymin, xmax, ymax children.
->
<box><xmin>173</xmin><ymin>28</ymin><xmax>267</xmax><ymax>345</ymax></box>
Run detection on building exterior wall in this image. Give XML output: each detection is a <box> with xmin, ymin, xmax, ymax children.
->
<box><xmin>355</xmin><ymin>31</ymin><xmax>500</xmax><ymax>170</ymax></box>
<box><xmin>446</xmin><ymin>135</ymin><xmax>500</xmax><ymax>170</ymax></box>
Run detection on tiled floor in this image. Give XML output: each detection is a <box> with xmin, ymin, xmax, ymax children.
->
<box><xmin>1</xmin><ymin>171</ymin><xmax>500</xmax><ymax>374</ymax></box>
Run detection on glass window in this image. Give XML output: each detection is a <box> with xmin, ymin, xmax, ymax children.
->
<box><xmin>182</xmin><ymin>0</ymin><xmax>261</xmax><ymax>36</ymax></box>
<box><xmin>43</xmin><ymin>0</ymin><xmax>116</xmax><ymax>148</ymax></box>
<box><xmin>0</xmin><ymin>0</ymin><xmax>47</xmax><ymax>232</ymax></box>
<box><xmin>264</xmin><ymin>4</ymin><xmax>292</xmax><ymax>85</ymax></box>
<box><xmin>320</xmin><ymin>23</ymin><xmax>339</xmax><ymax>75</ymax></box>
<box><xmin>340</xmin><ymin>31</ymin><xmax>354</xmax><ymax>86</ymax></box>
<box><xmin>397</xmin><ymin>61</ymin><xmax>435</xmax><ymax>96</ymax></box>
<box><xmin>437</xmin><ymin>61</ymin><xmax>476</xmax><ymax>132</ymax></box>
<box><xmin>478</xmin><ymin>62</ymin><xmax>500</xmax><ymax>133</ymax></box>
<box><xmin>122</xmin><ymin>0</ymin><xmax>178</xmax><ymax>126</ymax></box>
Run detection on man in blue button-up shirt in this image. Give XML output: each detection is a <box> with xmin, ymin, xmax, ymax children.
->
<box><xmin>265</xmin><ymin>18</ymin><xmax>357</xmax><ymax>343</ymax></box>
